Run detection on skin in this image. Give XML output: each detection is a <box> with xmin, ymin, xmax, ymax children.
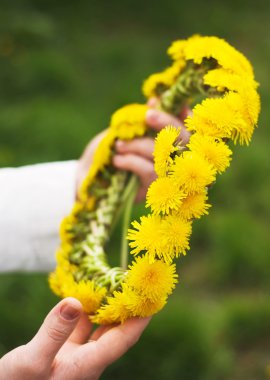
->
<box><xmin>0</xmin><ymin>297</ymin><xmax>151</xmax><ymax>380</ymax></box>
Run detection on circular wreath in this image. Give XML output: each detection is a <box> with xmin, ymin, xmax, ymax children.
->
<box><xmin>49</xmin><ymin>35</ymin><xmax>260</xmax><ymax>325</ymax></box>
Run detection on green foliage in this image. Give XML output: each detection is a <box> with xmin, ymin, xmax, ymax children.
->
<box><xmin>0</xmin><ymin>0</ymin><xmax>270</xmax><ymax>379</ymax></box>
<box><xmin>223</xmin><ymin>297</ymin><xmax>270</xmax><ymax>349</ymax></box>
<box><xmin>105</xmin><ymin>300</ymin><xmax>213</xmax><ymax>380</ymax></box>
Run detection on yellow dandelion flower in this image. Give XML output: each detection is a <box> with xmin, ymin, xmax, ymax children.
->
<box><xmin>171</xmin><ymin>151</ymin><xmax>216</xmax><ymax>194</ymax></box>
<box><xmin>62</xmin><ymin>279</ymin><xmax>106</xmax><ymax>314</ymax></box>
<box><xmin>110</xmin><ymin>104</ymin><xmax>148</xmax><ymax>139</ymax></box>
<box><xmin>225</xmin><ymin>91</ymin><xmax>259</xmax><ymax>145</ymax></box>
<box><xmin>232</xmin><ymin>86</ymin><xmax>260</xmax><ymax>145</ymax></box>
<box><xmin>146</xmin><ymin>176</ymin><xmax>185</xmax><ymax>215</ymax></box>
<box><xmin>185</xmin><ymin>95</ymin><xmax>237</xmax><ymax>139</ymax></box>
<box><xmin>85</xmin><ymin>196</ymin><xmax>96</xmax><ymax>211</ymax></box>
<box><xmin>90</xmin><ymin>306</ymin><xmax>117</xmax><ymax>325</ymax></box>
<box><xmin>126</xmin><ymin>254</ymin><xmax>178</xmax><ymax>301</ymax></box>
<box><xmin>56</xmin><ymin>248</ymin><xmax>75</xmax><ymax>273</ymax></box>
<box><xmin>123</xmin><ymin>285</ymin><xmax>167</xmax><ymax>317</ymax></box>
<box><xmin>142</xmin><ymin>60</ymin><xmax>185</xmax><ymax>98</ymax></box>
<box><xmin>239</xmin><ymin>85</ymin><xmax>260</xmax><ymax>127</ymax></box>
<box><xmin>177</xmin><ymin>35</ymin><xmax>254</xmax><ymax>77</ymax></box>
<box><xmin>92</xmin><ymin>289</ymin><xmax>132</xmax><ymax>324</ymax></box>
<box><xmin>128</xmin><ymin>214</ymin><xmax>192</xmax><ymax>264</ymax></box>
<box><xmin>159</xmin><ymin>215</ymin><xmax>192</xmax><ymax>262</ymax></box>
<box><xmin>78</xmin><ymin>131</ymin><xmax>117</xmax><ymax>202</ymax></box>
<box><xmin>48</xmin><ymin>266</ymin><xmax>74</xmax><ymax>297</ymax></box>
<box><xmin>71</xmin><ymin>197</ymin><xmax>96</xmax><ymax>217</ymax></box>
<box><xmin>78</xmin><ymin>168</ymin><xmax>97</xmax><ymax>202</ymax></box>
<box><xmin>187</xmin><ymin>133</ymin><xmax>232</xmax><ymax>174</ymax></box>
<box><xmin>204</xmin><ymin>68</ymin><xmax>258</xmax><ymax>93</ymax></box>
<box><xmin>55</xmin><ymin>243</ymin><xmax>72</xmax><ymax>262</ymax></box>
<box><xmin>71</xmin><ymin>201</ymin><xmax>84</xmax><ymax>216</ymax></box>
<box><xmin>59</xmin><ymin>214</ymin><xmax>77</xmax><ymax>243</ymax></box>
<box><xmin>92</xmin><ymin>129</ymin><xmax>116</xmax><ymax>169</ymax></box>
<box><xmin>153</xmin><ymin>126</ymin><xmax>181</xmax><ymax>177</ymax></box>
<box><xmin>167</xmin><ymin>38</ymin><xmax>189</xmax><ymax>61</ymax></box>
<box><xmin>127</xmin><ymin>214</ymin><xmax>163</xmax><ymax>261</ymax></box>
<box><xmin>176</xmin><ymin>191</ymin><xmax>211</xmax><ymax>220</ymax></box>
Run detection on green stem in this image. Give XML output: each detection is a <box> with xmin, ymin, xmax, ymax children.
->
<box><xmin>160</xmin><ymin>61</ymin><xmax>218</xmax><ymax>116</ymax></box>
<box><xmin>110</xmin><ymin>173</ymin><xmax>136</xmax><ymax>234</ymax></box>
<box><xmin>120</xmin><ymin>174</ymin><xmax>139</xmax><ymax>269</ymax></box>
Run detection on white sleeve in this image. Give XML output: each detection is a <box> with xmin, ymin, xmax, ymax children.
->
<box><xmin>0</xmin><ymin>161</ymin><xmax>77</xmax><ymax>273</ymax></box>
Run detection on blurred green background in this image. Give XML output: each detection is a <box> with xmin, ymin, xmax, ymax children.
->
<box><xmin>0</xmin><ymin>0</ymin><xmax>270</xmax><ymax>379</ymax></box>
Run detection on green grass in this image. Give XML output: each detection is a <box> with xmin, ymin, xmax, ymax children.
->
<box><xmin>0</xmin><ymin>0</ymin><xmax>270</xmax><ymax>379</ymax></box>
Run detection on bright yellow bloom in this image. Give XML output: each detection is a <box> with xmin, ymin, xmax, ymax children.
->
<box><xmin>203</xmin><ymin>68</ymin><xmax>258</xmax><ymax>93</ymax></box>
<box><xmin>110</xmin><ymin>104</ymin><xmax>148</xmax><ymax>139</ymax></box>
<box><xmin>187</xmin><ymin>133</ymin><xmax>232</xmax><ymax>174</ymax></box>
<box><xmin>146</xmin><ymin>176</ymin><xmax>185</xmax><ymax>215</ymax></box>
<box><xmin>176</xmin><ymin>191</ymin><xmax>211</xmax><ymax>220</ymax></box>
<box><xmin>59</xmin><ymin>214</ymin><xmax>77</xmax><ymax>243</ymax></box>
<box><xmin>225</xmin><ymin>91</ymin><xmax>259</xmax><ymax>145</ymax></box>
<box><xmin>62</xmin><ymin>279</ymin><xmax>106</xmax><ymax>314</ymax></box>
<box><xmin>142</xmin><ymin>60</ymin><xmax>185</xmax><ymax>98</ymax></box>
<box><xmin>169</xmin><ymin>35</ymin><xmax>254</xmax><ymax>78</ymax></box>
<box><xmin>78</xmin><ymin>130</ymin><xmax>118</xmax><ymax>202</ymax></box>
<box><xmin>48</xmin><ymin>266</ymin><xmax>74</xmax><ymax>297</ymax></box>
<box><xmin>188</xmin><ymin>69</ymin><xmax>260</xmax><ymax>144</ymax></box>
<box><xmin>128</xmin><ymin>214</ymin><xmax>192</xmax><ymax>263</ymax></box>
<box><xmin>78</xmin><ymin>164</ymin><xmax>100</xmax><ymax>202</ymax></box>
<box><xmin>92</xmin><ymin>289</ymin><xmax>132</xmax><ymax>324</ymax></box>
<box><xmin>185</xmin><ymin>95</ymin><xmax>236</xmax><ymax>139</ymax></box>
<box><xmin>123</xmin><ymin>286</ymin><xmax>167</xmax><ymax>317</ymax></box>
<box><xmin>239</xmin><ymin>85</ymin><xmax>260</xmax><ymax>127</ymax></box>
<box><xmin>231</xmin><ymin>86</ymin><xmax>260</xmax><ymax>145</ymax></box>
<box><xmin>128</xmin><ymin>214</ymin><xmax>163</xmax><ymax>260</ymax></box>
<box><xmin>92</xmin><ymin>130</ymin><xmax>116</xmax><ymax>169</ymax></box>
<box><xmin>55</xmin><ymin>243</ymin><xmax>73</xmax><ymax>262</ymax></box>
<box><xmin>71</xmin><ymin>197</ymin><xmax>96</xmax><ymax>217</ymax></box>
<box><xmin>171</xmin><ymin>151</ymin><xmax>216</xmax><ymax>194</ymax></box>
<box><xmin>167</xmin><ymin>38</ymin><xmax>189</xmax><ymax>62</ymax></box>
<box><xmin>153</xmin><ymin>126</ymin><xmax>181</xmax><ymax>177</ymax></box>
<box><xmin>71</xmin><ymin>201</ymin><xmax>85</xmax><ymax>216</ymax></box>
<box><xmin>159</xmin><ymin>215</ymin><xmax>192</xmax><ymax>262</ymax></box>
<box><xmin>126</xmin><ymin>254</ymin><xmax>178</xmax><ymax>301</ymax></box>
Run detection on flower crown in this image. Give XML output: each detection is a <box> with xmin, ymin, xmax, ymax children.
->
<box><xmin>49</xmin><ymin>35</ymin><xmax>260</xmax><ymax>324</ymax></box>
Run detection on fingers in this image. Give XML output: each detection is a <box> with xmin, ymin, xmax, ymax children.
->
<box><xmin>146</xmin><ymin>109</ymin><xmax>190</xmax><ymax>145</ymax></box>
<box><xmin>90</xmin><ymin>324</ymin><xmax>114</xmax><ymax>341</ymax></box>
<box><xmin>26</xmin><ymin>298</ymin><xmax>82</xmax><ymax>369</ymax></box>
<box><xmin>112</xmin><ymin>153</ymin><xmax>156</xmax><ymax>202</ymax></box>
<box><xmin>115</xmin><ymin>138</ymin><xmax>154</xmax><ymax>161</ymax></box>
<box><xmin>92</xmin><ymin>317</ymin><xmax>151</xmax><ymax>368</ymax></box>
<box><xmin>146</xmin><ymin>108</ymin><xmax>182</xmax><ymax>130</ymax></box>
<box><xmin>113</xmin><ymin>153</ymin><xmax>154</xmax><ymax>179</ymax></box>
<box><xmin>69</xmin><ymin>312</ymin><xmax>93</xmax><ymax>344</ymax></box>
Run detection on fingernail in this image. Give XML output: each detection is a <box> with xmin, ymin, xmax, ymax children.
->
<box><xmin>60</xmin><ymin>304</ymin><xmax>80</xmax><ymax>321</ymax></box>
<box><xmin>146</xmin><ymin>109</ymin><xmax>158</xmax><ymax>122</ymax></box>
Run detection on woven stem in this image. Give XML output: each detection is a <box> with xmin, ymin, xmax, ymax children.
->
<box><xmin>120</xmin><ymin>174</ymin><xmax>139</xmax><ymax>269</ymax></box>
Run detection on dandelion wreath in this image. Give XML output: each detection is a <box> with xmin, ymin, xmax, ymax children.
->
<box><xmin>49</xmin><ymin>35</ymin><xmax>260</xmax><ymax>324</ymax></box>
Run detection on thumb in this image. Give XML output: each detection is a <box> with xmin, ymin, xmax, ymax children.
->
<box><xmin>26</xmin><ymin>297</ymin><xmax>82</xmax><ymax>368</ymax></box>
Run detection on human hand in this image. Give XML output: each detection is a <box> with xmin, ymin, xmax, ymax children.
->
<box><xmin>113</xmin><ymin>99</ymin><xmax>190</xmax><ymax>201</ymax></box>
<box><xmin>0</xmin><ymin>297</ymin><xmax>150</xmax><ymax>380</ymax></box>
<box><xmin>76</xmin><ymin>99</ymin><xmax>190</xmax><ymax>202</ymax></box>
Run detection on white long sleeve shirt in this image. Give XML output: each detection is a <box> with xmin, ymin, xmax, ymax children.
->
<box><xmin>0</xmin><ymin>161</ymin><xmax>77</xmax><ymax>272</ymax></box>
